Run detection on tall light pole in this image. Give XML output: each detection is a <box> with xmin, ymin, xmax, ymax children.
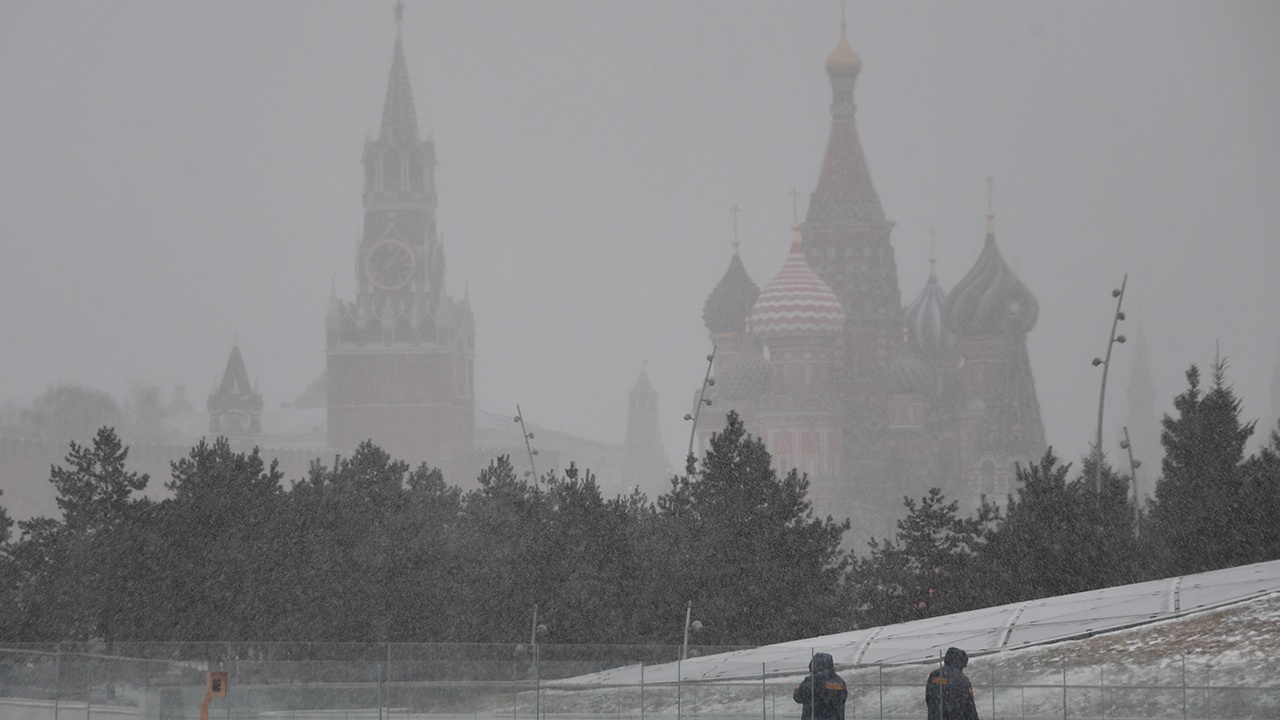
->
<box><xmin>684</xmin><ymin>348</ymin><xmax>716</xmax><ymax>473</ymax></box>
<box><xmin>1091</xmin><ymin>274</ymin><xmax>1128</xmax><ymax>494</ymax></box>
<box><xmin>514</xmin><ymin>405</ymin><xmax>539</xmax><ymax>482</ymax></box>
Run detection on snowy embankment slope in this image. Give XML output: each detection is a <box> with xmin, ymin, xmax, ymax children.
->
<box><xmin>536</xmin><ymin>562</ymin><xmax>1280</xmax><ymax>718</ymax></box>
<box><xmin>563</xmin><ymin>559</ymin><xmax>1280</xmax><ymax>688</ymax></box>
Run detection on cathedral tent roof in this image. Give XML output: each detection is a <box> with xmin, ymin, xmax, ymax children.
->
<box><xmin>945</xmin><ymin>226</ymin><xmax>1038</xmax><ymax>337</ymax></box>
<box><xmin>703</xmin><ymin>254</ymin><xmax>760</xmax><ymax>334</ymax></box>
<box><xmin>749</xmin><ymin>228</ymin><xmax>844</xmax><ymax>339</ymax></box>
<box><xmin>804</xmin><ymin>23</ymin><xmax>885</xmax><ymax>228</ymax></box>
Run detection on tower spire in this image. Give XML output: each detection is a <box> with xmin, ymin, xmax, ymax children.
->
<box><xmin>381</xmin><ymin>1</ymin><xmax>420</xmax><ymax>145</ymax></box>
<box><xmin>928</xmin><ymin>227</ymin><xmax>938</xmax><ymax>278</ymax></box>
<box><xmin>731</xmin><ymin>204</ymin><xmax>742</xmax><ymax>255</ymax></box>
<box><xmin>806</xmin><ymin>10</ymin><xmax>883</xmax><ymax>228</ymax></box>
<box><xmin>789</xmin><ymin>189</ymin><xmax>802</xmax><ymax>251</ymax></box>
<box><xmin>986</xmin><ymin>175</ymin><xmax>996</xmax><ymax>234</ymax></box>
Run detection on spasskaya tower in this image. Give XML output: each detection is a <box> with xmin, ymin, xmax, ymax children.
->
<box><xmin>326</xmin><ymin>2</ymin><xmax>475</xmax><ymax>476</ymax></box>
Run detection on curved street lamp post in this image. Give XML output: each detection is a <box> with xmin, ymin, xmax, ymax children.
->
<box><xmin>684</xmin><ymin>348</ymin><xmax>716</xmax><ymax>473</ymax></box>
<box><xmin>1091</xmin><ymin>274</ymin><xmax>1128</xmax><ymax>494</ymax></box>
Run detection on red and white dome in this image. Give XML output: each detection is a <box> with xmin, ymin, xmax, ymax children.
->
<box><xmin>749</xmin><ymin>228</ymin><xmax>845</xmax><ymax>339</ymax></box>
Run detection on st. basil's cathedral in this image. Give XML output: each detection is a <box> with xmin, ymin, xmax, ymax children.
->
<box><xmin>695</xmin><ymin>22</ymin><xmax>1045</xmax><ymax>541</ymax></box>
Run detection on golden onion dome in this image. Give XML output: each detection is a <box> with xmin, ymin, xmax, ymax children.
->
<box><xmin>825</xmin><ymin>26</ymin><xmax>862</xmax><ymax>76</ymax></box>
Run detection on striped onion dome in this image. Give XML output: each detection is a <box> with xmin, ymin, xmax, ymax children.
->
<box><xmin>887</xmin><ymin>341</ymin><xmax>933</xmax><ymax>396</ymax></box>
<box><xmin>945</xmin><ymin>226</ymin><xmax>1038</xmax><ymax>337</ymax></box>
<box><xmin>905</xmin><ymin>260</ymin><xmax>955</xmax><ymax>356</ymax></box>
<box><xmin>749</xmin><ymin>227</ymin><xmax>845</xmax><ymax>339</ymax></box>
<box><xmin>703</xmin><ymin>253</ymin><xmax>760</xmax><ymax>334</ymax></box>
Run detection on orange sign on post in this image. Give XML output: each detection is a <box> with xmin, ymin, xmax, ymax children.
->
<box><xmin>200</xmin><ymin>671</ymin><xmax>229</xmax><ymax>720</ymax></box>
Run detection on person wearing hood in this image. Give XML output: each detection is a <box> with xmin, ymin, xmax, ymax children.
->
<box><xmin>793</xmin><ymin>652</ymin><xmax>847</xmax><ymax>720</ymax></box>
<box><xmin>925</xmin><ymin>647</ymin><xmax>979</xmax><ymax>720</ymax></box>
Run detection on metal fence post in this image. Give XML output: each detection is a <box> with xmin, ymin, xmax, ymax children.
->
<box><xmin>227</xmin><ymin>641</ymin><xmax>233</xmax><ymax>720</ymax></box>
<box><xmin>1062</xmin><ymin>654</ymin><xmax>1067</xmax><ymax>720</ymax></box>
<box><xmin>1182</xmin><ymin>655</ymin><xmax>1187</xmax><ymax>720</ymax></box>
<box><xmin>991</xmin><ymin>664</ymin><xmax>996</xmax><ymax>720</ymax></box>
<box><xmin>878</xmin><ymin>664</ymin><xmax>883</xmax><ymax>720</ymax></box>
<box><xmin>53</xmin><ymin>644</ymin><xmax>60</xmax><ymax>720</ymax></box>
<box><xmin>1206</xmin><ymin>657</ymin><xmax>1212</xmax><ymax>720</ymax></box>
<box><xmin>677</xmin><ymin>658</ymin><xmax>682</xmax><ymax>720</ymax></box>
<box><xmin>640</xmin><ymin>661</ymin><xmax>645</xmax><ymax>720</ymax></box>
<box><xmin>762</xmin><ymin>663</ymin><xmax>767</xmax><ymax>720</ymax></box>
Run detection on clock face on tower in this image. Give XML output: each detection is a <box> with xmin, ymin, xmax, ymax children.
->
<box><xmin>364</xmin><ymin>238</ymin><xmax>416</xmax><ymax>291</ymax></box>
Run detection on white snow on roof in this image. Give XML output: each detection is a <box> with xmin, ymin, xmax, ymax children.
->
<box><xmin>565</xmin><ymin>559</ymin><xmax>1280</xmax><ymax>686</ymax></box>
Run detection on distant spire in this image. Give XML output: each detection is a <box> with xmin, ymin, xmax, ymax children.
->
<box><xmin>1270</xmin><ymin>332</ymin><xmax>1280</xmax><ymax>429</ymax></box>
<box><xmin>381</xmin><ymin>1</ymin><xmax>420</xmax><ymax>145</ymax></box>
<box><xmin>986</xmin><ymin>175</ymin><xmax>996</xmax><ymax>235</ymax></box>
<box><xmin>1127</xmin><ymin>319</ymin><xmax>1157</xmax><ymax>411</ymax></box>
<box><xmin>928</xmin><ymin>227</ymin><xmax>938</xmax><ymax>278</ymax></box>
<box><xmin>731</xmin><ymin>204</ymin><xmax>742</xmax><ymax>255</ymax></box>
<box><xmin>789</xmin><ymin>190</ymin><xmax>802</xmax><ymax>252</ymax></box>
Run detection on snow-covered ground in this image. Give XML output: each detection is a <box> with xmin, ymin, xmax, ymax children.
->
<box><xmin>4</xmin><ymin>564</ymin><xmax>1280</xmax><ymax>719</ymax></box>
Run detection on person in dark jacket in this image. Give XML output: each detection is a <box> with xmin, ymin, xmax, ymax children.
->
<box><xmin>794</xmin><ymin>652</ymin><xmax>848</xmax><ymax>720</ymax></box>
<box><xmin>925</xmin><ymin>647</ymin><xmax>979</xmax><ymax>720</ymax></box>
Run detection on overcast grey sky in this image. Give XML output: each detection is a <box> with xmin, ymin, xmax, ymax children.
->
<box><xmin>2</xmin><ymin>1</ymin><xmax>1278</xmax><ymax>478</ymax></box>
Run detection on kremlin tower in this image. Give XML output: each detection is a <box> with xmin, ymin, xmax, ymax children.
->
<box><xmin>208</xmin><ymin>340</ymin><xmax>263</xmax><ymax>445</ymax></box>
<box><xmin>326</xmin><ymin>3</ymin><xmax>475</xmax><ymax>478</ymax></box>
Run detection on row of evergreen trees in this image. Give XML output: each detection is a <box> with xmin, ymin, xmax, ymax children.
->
<box><xmin>1</xmin><ymin>361</ymin><xmax>1277</xmax><ymax>646</ymax></box>
<box><xmin>853</xmin><ymin>361</ymin><xmax>1280</xmax><ymax>626</ymax></box>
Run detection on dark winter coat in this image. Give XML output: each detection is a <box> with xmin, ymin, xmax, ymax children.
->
<box><xmin>793</xmin><ymin>652</ymin><xmax>847</xmax><ymax>720</ymax></box>
<box><xmin>925</xmin><ymin>648</ymin><xmax>979</xmax><ymax>720</ymax></box>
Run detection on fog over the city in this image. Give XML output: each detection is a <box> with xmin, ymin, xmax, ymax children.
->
<box><xmin>2</xmin><ymin>1</ymin><xmax>1278</xmax><ymax>493</ymax></box>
